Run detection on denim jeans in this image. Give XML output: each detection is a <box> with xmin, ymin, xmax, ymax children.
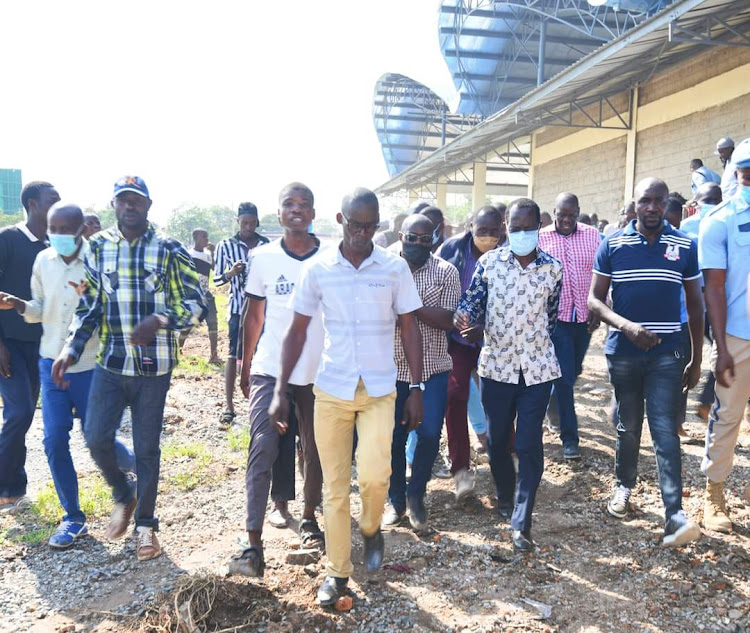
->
<box><xmin>0</xmin><ymin>339</ymin><xmax>40</xmax><ymax>498</ymax></box>
<box><xmin>549</xmin><ymin>321</ymin><xmax>591</xmax><ymax>448</ymax></box>
<box><xmin>85</xmin><ymin>365</ymin><xmax>171</xmax><ymax>529</ymax></box>
<box><xmin>389</xmin><ymin>372</ymin><xmax>449</xmax><ymax>512</ymax></box>
<box><xmin>39</xmin><ymin>359</ymin><xmax>134</xmax><ymax>523</ymax></box>
<box><xmin>482</xmin><ymin>375</ymin><xmax>552</xmax><ymax>534</ymax></box>
<box><xmin>468</xmin><ymin>375</ymin><xmax>488</xmax><ymax>436</ymax></box>
<box><xmin>607</xmin><ymin>353</ymin><xmax>684</xmax><ymax>521</ymax></box>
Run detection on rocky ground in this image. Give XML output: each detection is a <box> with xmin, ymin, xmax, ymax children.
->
<box><xmin>1</xmin><ymin>325</ymin><xmax>749</xmax><ymax>633</ymax></box>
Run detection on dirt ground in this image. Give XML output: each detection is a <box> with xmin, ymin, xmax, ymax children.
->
<box><xmin>1</xmin><ymin>323</ymin><xmax>749</xmax><ymax>633</ymax></box>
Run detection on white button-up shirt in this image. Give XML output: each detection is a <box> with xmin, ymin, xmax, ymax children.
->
<box><xmin>292</xmin><ymin>244</ymin><xmax>422</xmax><ymax>400</ymax></box>
<box><xmin>24</xmin><ymin>243</ymin><xmax>98</xmax><ymax>372</ymax></box>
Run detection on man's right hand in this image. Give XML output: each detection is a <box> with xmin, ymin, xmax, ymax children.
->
<box><xmin>453</xmin><ymin>309</ymin><xmax>471</xmax><ymax>330</ymax></box>
<box><xmin>0</xmin><ymin>341</ymin><xmax>11</xmax><ymax>379</ymax></box>
<box><xmin>268</xmin><ymin>387</ymin><xmax>289</xmax><ymax>435</ymax></box>
<box><xmin>239</xmin><ymin>368</ymin><xmax>251</xmax><ymax>399</ymax></box>
<box><xmin>714</xmin><ymin>348</ymin><xmax>735</xmax><ymax>388</ymax></box>
<box><xmin>622</xmin><ymin>322</ymin><xmax>661</xmax><ymax>352</ymax></box>
<box><xmin>0</xmin><ymin>292</ymin><xmax>24</xmax><ymax>313</ymax></box>
<box><xmin>227</xmin><ymin>261</ymin><xmax>246</xmax><ymax>279</ymax></box>
<box><xmin>51</xmin><ymin>354</ymin><xmax>74</xmax><ymax>389</ymax></box>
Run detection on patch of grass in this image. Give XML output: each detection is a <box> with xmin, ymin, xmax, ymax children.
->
<box><xmin>214</xmin><ymin>289</ymin><xmax>229</xmax><ymax>332</ymax></box>
<box><xmin>163</xmin><ymin>440</ymin><xmax>216</xmax><ymax>491</ymax></box>
<box><xmin>163</xmin><ymin>441</ymin><xmax>211</xmax><ymax>462</ymax></box>
<box><xmin>174</xmin><ymin>354</ymin><xmax>223</xmax><ymax>378</ymax></box>
<box><xmin>227</xmin><ymin>425</ymin><xmax>250</xmax><ymax>453</ymax></box>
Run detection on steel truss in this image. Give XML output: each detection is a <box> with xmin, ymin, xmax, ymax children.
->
<box><xmin>668</xmin><ymin>13</ymin><xmax>750</xmax><ymax>48</ymax></box>
<box><xmin>515</xmin><ymin>90</ymin><xmax>633</xmax><ymax>130</ymax></box>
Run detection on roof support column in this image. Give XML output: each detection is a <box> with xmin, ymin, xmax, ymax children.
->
<box><xmin>537</xmin><ymin>20</ymin><xmax>547</xmax><ymax>87</ymax></box>
<box><xmin>623</xmin><ymin>86</ymin><xmax>640</xmax><ymax>204</ymax></box>
<box><xmin>528</xmin><ymin>132</ymin><xmax>536</xmax><ymax>198</ymax></box>
<box><xmin>472</xmin><ymin>162</ymin><xmax>487</xmax><ymax>209</ymax></box>
<box><xmin>436</xmin><ymin>177</ymin><xmax>447</xmax><ymax>210</ymax></box>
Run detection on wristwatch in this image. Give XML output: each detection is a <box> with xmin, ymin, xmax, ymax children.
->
<box><xmin>409</xmin><ymin>382</ymin><xmax>425</xmax><ymax>391</ymax></box>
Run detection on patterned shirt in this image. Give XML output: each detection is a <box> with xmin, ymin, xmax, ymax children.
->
<box><xmin>538</xmin><ymin>222</ymin><xmax>601</xmax><ymax>323</ymax></box>
<box><xmin>458</xmin><ymin>247</ymin><xmax>563</xmax><ymax>386</ymax></box>
<box><xmin>63</xmin><ymin>223</ymin><xmax>204</xmax><ymax>377</ymax></box>
<box><xmin>292</xmin><ymin>244</ymin><xmax>422</xmax><ymax>400</ymax></box>
<box><xmin>213</xmin><ymin>233</ymin><xmax>269</xmax><ymax>319</ymax></box>
<box><xmin>390</xmin><ymin>243</ymin><xmax>460</xmax><ymax>382</ymax></box>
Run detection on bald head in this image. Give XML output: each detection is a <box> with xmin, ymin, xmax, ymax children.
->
<box><xmin>401</xmin><ymin>213</ymin><xmax>433</xmax><ymax>233</ymax></box>
<box><xmin>555</xmin><ymin>192</ymin><xmax>579</xmax><ymax>211</ymax></box>
<box><xmin>695</xmin><ymin>182</ymin><xmax>722</xmax><ymax>206</ymax></box>
<box><xmin>634</xmin><ymin>177</ymin><xmax>668</xmax><ymax>201</ymax></box>
<box><xmin>49</xmin><ymin>202</ymin><xmax>84</xmax><ymax>227</ymax></box>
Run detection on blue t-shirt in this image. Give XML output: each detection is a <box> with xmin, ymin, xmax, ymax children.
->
<box><xmin>594</xmin><ymin>220</ymin><xmax>701</xmax><ymax>356</ymax></box>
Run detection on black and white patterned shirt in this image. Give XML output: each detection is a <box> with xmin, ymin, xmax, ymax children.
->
<box><xmin>213</xmin><ymin>233</ymin><xmax>268</xmax><ymax>319</ymax></box>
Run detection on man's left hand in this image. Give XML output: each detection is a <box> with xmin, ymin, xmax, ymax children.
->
<box><xmin>682</xmin><ymin>360</ymin><xmax>702</xmax><ymax>394</ymax></box>
<box><xmin>130</xmin><ymin>315</ymin><xmax>162</xmax><ymax>347</ymax></box>
<box><xmin>586</xmin><ymin>312</ymin><xmax>601</xmax><ymax>334</ymax></box>
<box><xmin>402</xmin><ymin>390</ymin><xmax>423</xmax><ymax>432</ymax></box>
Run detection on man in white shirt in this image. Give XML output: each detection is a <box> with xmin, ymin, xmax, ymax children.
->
<box><xmin>229</xmin><ymin>183</ymin><xmax>325</xmax><ymax>578</ymax></box>
<box><xmin>0</xmin><ymin>203</ymin><xmax>134</xmax><ymax>548</ymax></box>
<box><xmin>716</xmin><ymin>136</ymin><xmax>738</xmax><ymax>199</ymax></box>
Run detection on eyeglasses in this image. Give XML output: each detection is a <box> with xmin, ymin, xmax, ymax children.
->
<box><xmin>341</xmin><ymin>216</ymin><xmax>379</xmax><ymax>234</ymax></box>
<box><xmin>402</xmin><ymin>232</ymin><xmax>433</xmax><ymax>245</ymax></box>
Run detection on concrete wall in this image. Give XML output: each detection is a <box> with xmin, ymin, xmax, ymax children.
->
<box><xmin>533</xmin><ymin>136</ymin><xmax>627</xmax><ymax>219</ymax></box>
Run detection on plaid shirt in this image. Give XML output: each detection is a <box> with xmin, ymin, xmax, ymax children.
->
<box><xmin>213</xmin><ymin>233</ymin><xmax>269</xmax><ymax>319</ymax></box>
<box><xmin>391</xmin><ymin>244</ymin><xmax>460</xmax><ymax>382</ymax></box>
<box><xmin>63</xmin><ymin>223</ymin><xmax>204</xmax><ymax>377</ymax></box>
<box><xmin>538</xmin><ymin>223</ymin><xmax>601</xmax><ymax>323</ymax></box>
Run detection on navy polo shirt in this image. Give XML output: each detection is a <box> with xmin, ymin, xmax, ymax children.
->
<box><xmin>594</xmin><ymin>220</ymin><xmax>700</xmax><ymax>356</ymax></box>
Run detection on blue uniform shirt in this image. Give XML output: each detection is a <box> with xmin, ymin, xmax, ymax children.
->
<box><xmin>698</xmin><ymin>191</ymin><xmax>750</xmax><ymax>341</ymax></box>
<box><xmin>594</xmin><ymin>220</ymin><xmax>701</xmax><ymax>356</ymax></box>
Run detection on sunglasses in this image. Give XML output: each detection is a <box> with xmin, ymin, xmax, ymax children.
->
<box><xmin>402</xmin><ymin>233</ymin><xmax>433</xmax><ymax>245</ymax></box>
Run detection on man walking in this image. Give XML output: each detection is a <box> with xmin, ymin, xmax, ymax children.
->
<box><xmin>455</xmin><ymin>199</ymin><xmax>562</xmax><ymax>552</ymax></box>
<box><xmin>690</xmin><ymin>159</ymin><xmax>721</xmax><ymax>196</ymax></box>
<box><xmin>270</xmin><ymin>188</ymin><xmax>423</xmax><ymax>605</ymax></box>
<box><xmin>384</xmin><ymin>214</ymin><xmax>460</xmax><ymax>531</ymax></box>
<box><xmin>699</xmin><ymin>139</ymin><xmax>750</xmax><ymax>534</ymax></box>
<box><xmin>52</xmin><ymin>176</ymin><xmax>204</xmax><ymax>561</ymax></box>
<box><xmin>438</xmin><ymin>205</ymin><xmax>506</xmax><ymax>499</ymax></box>
<box><xmin>0</xmin><ymin>181</ymin><xmax>60</xmax><ymax>511</ymax></box>
<box><xmin>0</xmin><ymin>203</ymin><xmax>135</xmax><ymax>547</ymax></box>
<box><xmin>214</xmin><ymin>203</ymin><xmax>269</xmax><ymax>428</ymax></box>
<box><xmin>539</xmin><ymin>193</ymin><xmax>601</xmax><ymax>460</ymax></box>
<box><xmin>716</xmin><ymin>137</ymin><xmax>738</xmax><ymax>199</ymax></box>
<box><xmin>229</xmin><ymin>183</ymin><xmax>326</xmax><ymax>578</ymax></box>
<box><xmin>588</xmin><ymin>177</ymin><xmax>703</xmax><ymax>547</ymax></box>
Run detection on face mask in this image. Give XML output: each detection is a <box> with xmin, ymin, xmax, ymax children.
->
<box><xmin>307</xmin><ymin>222</ymin><xmax>314</xmax><ymax>234</ymax></box>
<box><xmin>432</xmin><ymin>225</ymin><xmax>442</xmax><ymax>245</ymax></box>
<box><xmin>699</xmin><ymin>203</ymin><xmax>716</xmax><ymax>218</ymax></box>
<box><xmin>738</xmin><ymin>185</ymin><xmax>750</xmax><ymax>205</ymax></box>
<box><xmin>401</xmin><ymin>243</ymin><xmax>431</xmax><ymax>268</ymax></box>
<box><xmin>508</xmin><ymin>230</ymin><xmax>539</xmax><ymax>257</ymax></box>
<box><xmin>473</xmin><ymin>235</ymin><xmax>499</xmax><ymax>254</ymax></box>
<box><xmin>49</xmin><ymin>233</ymin><xmax>80</xmax><ymax>257</ymax></box>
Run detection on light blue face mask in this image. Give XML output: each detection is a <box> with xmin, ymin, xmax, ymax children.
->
<box><xmin>738</xmin><ymin>185</ymin><xmax>750</xmax><ymax>205</ymax></box>
<box><xmin>508</xmin><ymin>229</ymin><xmax>539</xmax><ymax>257</ymax></box>
<box><xmin>699</xmin><ymin>203</ymin><xmax>716</xmax><ymax>218</ymax></box>
<box><xmin>432</xmin><ymin>225</ymin><xmax>442</xmax><ymax>245</ymax></box>
<box><xmin>49</xmin><ymin>233</ymin><xmax>80</xmax><ymax>257</ymax></box>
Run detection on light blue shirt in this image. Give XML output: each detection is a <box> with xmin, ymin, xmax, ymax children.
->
<box><xmin>699</xmin><ymin>192</ymin><xmax>750</xmax><ymax>341</ymax></box>
<box><xmin>721</xmin><ymin>161</ymin><xmax>738</xmax><ymax>199</ymax></box>
<box><xmin>691</xmin><ymin>165</ymin><xmax>721</xmax><ymax>195</ymax></box>
<box><xmin>292</xmin><ymin>243</ymin><xmax>422</xmax><ymax>400</ymax></box>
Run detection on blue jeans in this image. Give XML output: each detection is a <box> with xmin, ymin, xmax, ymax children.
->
<box><xmin>0</xmin><ymin>339</ymin><xmax>40</xmax><ymax>498</ymax></box>
<box><xmin>482</xmin><ymin>375</ymin><xmax>552</xmax><ymax>534</ymax></box>
<box><xmin>389</xmin><ymin>372</ymin><xmax>449</xmax><ymax>511</ymax></box>
<box><xmin>39</xmin><ymin>359</ymin><xmax>134</xmax><ymax>523</ymax></box>
<box><xmin>550</xmin><ymin>322</ymin><xmax>592</xmax><ymax>447</ymax></box>
<box><xmin>607</xmin><ymin>353</ymin><xmax>684</xmax><ymax>521</ymax></box>
<box><xmin>85</xmin><ymin>365</ymin><xmax>171</xmax><ymax>529</ymax></box>
<box><xmin>468</xmin><ymin>375</ymin><xmax>487</xmax><ymax>435</ymax></box>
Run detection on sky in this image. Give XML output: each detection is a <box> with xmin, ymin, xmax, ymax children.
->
<box><xmin>1</xmin><ymin>0</ymin><xmax>457</xmax><ymax>224</ymax></box>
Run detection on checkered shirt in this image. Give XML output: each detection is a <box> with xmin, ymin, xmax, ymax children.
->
<box><xmin>391</xmin><ymin>244</ymin><xmax>461</xmax><ymax>382</ymax></box>
<box><xmin>538</xmin><ymin>223</ymin><xmax>601</xmax><ymax>323</ymax></box>
<box><xmin>63</xmin><ymin>223</ymin><xmax>205</xmax><ymax>377</ymax></box>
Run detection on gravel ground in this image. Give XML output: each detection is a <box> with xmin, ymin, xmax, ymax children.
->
<box><xmin>1</xmin><ymin>328</ymin><xmax>749</xmax><ymax>633</ymax></box>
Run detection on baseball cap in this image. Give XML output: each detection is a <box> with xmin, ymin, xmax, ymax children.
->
<box><xmin>732</xmin><ymin>138</ymin><xmax>750</xmax><ymax>169</ymax></box>
<box><xmin>714</xmin><ymin>137</ymin><xmax>735</xmax><ymax>154</ymax></box>
<box><xmin>114</xmin><ymin>175</ymin><xmax>150</xmax><ymax>199</ymax></box>
<box><xmin>237</xmin><ymin>202</ymin><xmax>258</xmax><ymax>217</ymax></box>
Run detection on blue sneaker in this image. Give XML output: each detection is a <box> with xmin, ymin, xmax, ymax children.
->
<box><xmin>48</xmin><ymin>521</ymin><xmax>88</xmax><ymax>549</ymax></box>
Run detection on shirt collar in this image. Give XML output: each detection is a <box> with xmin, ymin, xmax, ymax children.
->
<box><xmin>497</xmin><ymin>245</ymin><xmax>554</xmax><ymax>268</ymax></box>
<box><xmin>623</xmin><ymin>219</ymin><xmax>674</xmax><ymax>237</ymax></box>
<box><xmin>15</xmin><ymin>221</ymin><xmax>43</xmax><ymax>243</ymax></box>
<box><xmin>104</xmin><ymin>222</ymin><xmax>156</xmax><ymax>244</ymax></box>
<box><xmin>334</xmin><ymin>241</ymin><xmax>385</xmax><ymax>269</ymax></box>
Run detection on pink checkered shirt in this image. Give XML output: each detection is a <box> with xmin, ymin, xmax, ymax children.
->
<box><xmin>538</xmin><ymin>222</ymin><xmax>601</xmax><ymax>323</ymax></box>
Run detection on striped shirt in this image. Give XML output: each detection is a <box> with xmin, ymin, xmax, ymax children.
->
<box><xmin>389</xmin><ymin>243</ymin><xmax>460</xmax><ymax>382</ymax></box>
<box><xmin>538</xmin><ymin>222</ymin><xmax>601</xmax><ymax>323</ymax></box>
<box><xmin>292</xmin><ymin>243</ymin><xmax>422</xmax><ymax>400</ymax></box>
<box><xmin>213</xmin><ymin>233</ymin><xmax>269</xmax><ymax>319</ymax></box>
<box><xmin>63</xmin><ymin>223</ymin><xmax>205</xmax><ymax>377</ymax></box>
<box><xmin>594</xmin><ymin>220</ymin><xmax>700</xmax><ymax>356</ymax></box>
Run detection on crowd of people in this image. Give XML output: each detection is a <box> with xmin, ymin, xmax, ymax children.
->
<box><xmin>0</xmin><ymin>132</ymin><xmax>748</xmax><ymax>607</ymax></box>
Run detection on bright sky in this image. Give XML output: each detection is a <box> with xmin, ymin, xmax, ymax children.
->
<box><xmin>2</xmin><ymin>0</ymin><xmax>456</xmax><ymax>224</ymax></box>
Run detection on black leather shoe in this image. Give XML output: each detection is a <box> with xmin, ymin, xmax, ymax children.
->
<box><xmin>498</xmin><ymin>503</ymin><xmax>513</xmax><ymax>520</ymax></box>
<box><xmin>407</xmin><ymin>495</ymin><xmax>428</xmax><ymax>531</ymax></box>
<box><xmin>512</xmin><ymin>530</ymin><xmax>534</xmax><ymax>552</ymax></box>
<box><xmin>362</xmin><ymin>528</ymin><xmax>385</xmax><ymax>572</ymax></box>
<box><xmin>317</xmin><ymin>576</ymin><xmax>348</xmax><ymax>606</ymax></box>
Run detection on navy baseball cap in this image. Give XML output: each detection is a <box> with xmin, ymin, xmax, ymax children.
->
<box><xmin>732</xmin><ymin>138</ymin><xmax>750</xmax><ymax>169</ymax></box>
<box><xmin>114</xmin><ymin>175</ymin><xmax>150</xmax><ymax>199</ymax></box>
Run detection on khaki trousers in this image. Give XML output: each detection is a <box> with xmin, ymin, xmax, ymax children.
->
<box><xmin>313</xmin><ymin>379</ymin><xmax>396</xmax><ymax>578</ymax></box>
<box><xmin>702</xmin><ymin>335</ymin><xmax>750</xmax><ymax>482</ymax></box>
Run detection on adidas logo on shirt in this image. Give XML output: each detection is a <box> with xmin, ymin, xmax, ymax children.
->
<box><xmin>275</xmin><ymin>275</ymin><xmax>294</xmax><ymax>295</ymax></box>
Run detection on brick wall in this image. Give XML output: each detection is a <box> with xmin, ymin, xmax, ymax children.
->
<box><xmin>533</xmin><ymin>136</ymin><xmax>627</xmax><ymax>221</ymax></box>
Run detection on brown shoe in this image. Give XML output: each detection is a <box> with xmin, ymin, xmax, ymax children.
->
<box><xmin>703</xmin><ymin>480</ymin><xmax>732</xmax><ymax>534</ymax></box>
<box><xmin>135</xmin><ymin>526</ymin><xmax>162</xmax><ymax>561</ymax></box>
<box><xmin>105</xmin><ymin>498</ymin><xmax>137</xmax><ymax>540</ymax></box>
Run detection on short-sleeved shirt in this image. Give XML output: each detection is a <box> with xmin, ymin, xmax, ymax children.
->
<box><xmin>188</xmin><ymin>248</ymin><xmax>213</xmax><ymax>296</ymax></box>
<box><xmin>244</xmin><ymin>238</ymin><xmax>325</xmax><ymax>385</ymax></box>
<box><xmin>292</xmin><ymin>243</ymin><xmax>422</xmax><ymax>400</ymax></box>
<box><xmin>698</xmin><ymin>193</ymin><xmax>750</xmax><ymax>341</ymax></box>
<box><xmin>389</xmin><ymin>243</ymin><xmax>460</xmax><ymax>382</ymax></box>
<box><xmin>721</xmin><ymin>161</ymin><xmax>738</xmax><ymax>199</ymax></box>
<box><xmin>691</xmin><ymin>166</ymin><xmax>721</xmax><ymax>195</ymax></box>
<box><xmin>594</xmin><ymin>220</ymin><xmax>701</xmax><ymax>356</ymax></box>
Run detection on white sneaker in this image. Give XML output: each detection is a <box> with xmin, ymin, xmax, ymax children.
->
<box><xmin>454</xmin><ymin>468</ymin><xmax>475</xmax><ymax>502</ymax></box>
<box><xmin>663</xmin><ymin>511</ymin><xmax>701</xmax><ymax>547</ymax></box>
<box><xmin>607</xmin><ymin>485</ymin><xmax>631</xmax><ymax>519</ymax></box>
